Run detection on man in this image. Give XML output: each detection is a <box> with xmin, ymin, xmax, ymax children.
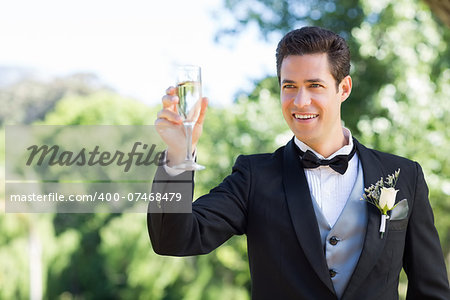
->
<box><xmin>149</xmin><ymin>27</ymin><xmax>450</xmax><ymax>299</ymax></box>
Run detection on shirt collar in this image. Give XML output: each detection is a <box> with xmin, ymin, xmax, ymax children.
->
<box><xmin>294</xmin><ymin>127</ymin><xmax>354</xmax><ymax>160</ymax></box>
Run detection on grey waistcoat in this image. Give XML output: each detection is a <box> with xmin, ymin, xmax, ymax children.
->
<box><xmin>311</xmin><ymin>161</ymin><xmax>367</xmax><ymax>299</ymax></box>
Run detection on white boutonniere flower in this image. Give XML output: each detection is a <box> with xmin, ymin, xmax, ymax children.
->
<box><xmin>361</xmin><ymin>169</ymin><xmax>401</xmax><ymax>238</ymax></box>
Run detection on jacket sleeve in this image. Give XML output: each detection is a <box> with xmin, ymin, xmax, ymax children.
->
<box><xmin>403</xmin><ymin>162</ymin><xmax>450</xmax><ymax>299</ymax></box>
<box><xmin>147</xmin><ymin>155</ymin><xmax>250</xmax><ymax>256</ymax></box>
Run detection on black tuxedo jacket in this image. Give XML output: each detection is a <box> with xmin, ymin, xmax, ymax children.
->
<box><xmin>148</xmin><ymin>138</ymin><xmax>450</xmax><ymax>299</ymax></box>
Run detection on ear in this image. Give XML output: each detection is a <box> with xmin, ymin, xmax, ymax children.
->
<box><xmin>339</xmin><ymin>75</ymin><xmax>352</xmax><ymax>102</ymax></box>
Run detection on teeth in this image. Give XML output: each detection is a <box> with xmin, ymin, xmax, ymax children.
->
<box><xmin>294</xmin><ymin>114</ymin><xmax>318</xmax><ymax>120</ymax></box>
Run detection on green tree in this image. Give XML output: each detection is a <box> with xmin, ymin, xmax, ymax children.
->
<box><xmin>0</xmin><ymin>73</ymin><xmax>110</xmax><ymax>126</ymax></box>
<box><xmin>41</xmin><ymin>92</ymin><xmax>154</xmax><ymax>299</ymax></box>
<box><xmin>2</xmin><ymin>89</ymin><xmax>283</xmax><ymax>299</ymax></box>
<box><xmin>1</xmin><ymin>91</ymin><xmax>156</xmax><ymax>300</ymax></box>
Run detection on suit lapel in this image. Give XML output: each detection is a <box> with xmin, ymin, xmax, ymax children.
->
<box><xmin>342</xmin><ymin>139</ymin><xmax>388</xmax><ymax>299</ymax></box>
<box><xmin>283</xmin><ymin>139</ymin><xmax>335</xmax><ymax>293</ymax></box>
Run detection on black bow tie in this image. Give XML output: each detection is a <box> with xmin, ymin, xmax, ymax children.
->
<box><xmin>297</xmin><ymin>145</ymin><xmax>356</xmax><ymax>175</ymax></box>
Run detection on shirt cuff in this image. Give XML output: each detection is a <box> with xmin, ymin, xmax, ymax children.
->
<box><xmin>162</xmin><ymin>149</ymin><xmax>197</xmax><ymax>176</ymax></box>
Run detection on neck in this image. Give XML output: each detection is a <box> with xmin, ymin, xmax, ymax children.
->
<box><xmin>301</xmin><ymin>129</ymin><xmax>348</xmax><ymax>158</ymax></box>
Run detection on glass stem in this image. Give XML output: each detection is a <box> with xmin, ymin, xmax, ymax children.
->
<box><xmin>184</xmin><ymin>123</ymin><xmax>194</xmax><ymax>161</ymax></box>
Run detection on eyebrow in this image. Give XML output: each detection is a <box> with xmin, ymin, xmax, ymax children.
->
<box><xmin>281</xmin><ymin>79</ymin><xmax>296</xmax><ymax>85</ymax></box>
<box><xmin>305</xmin><ymin>78</ymin><xmax>326</xmax><ymax>84</ymax></box>
<box><xmin>281</xmin><ymin>78</ymin><xmax>326</xmax><ymax>84</ymax></box>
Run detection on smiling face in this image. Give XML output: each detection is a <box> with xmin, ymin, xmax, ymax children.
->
<box><xmin>280</xmin><ymin>53</ymin><xmax>352</xmax><ymax>156</ymax></box>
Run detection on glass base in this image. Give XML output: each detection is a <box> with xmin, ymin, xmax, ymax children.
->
<box><xmin>172</xmin><ymin>160</ymin><xmax>205</xmax><ymax>171</ymax></box>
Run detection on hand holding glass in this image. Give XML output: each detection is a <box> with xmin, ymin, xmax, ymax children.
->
<box><xmin>172</xmin><ymin>65</ymin><xmax>205</xmax><ymax>170</ymax></box>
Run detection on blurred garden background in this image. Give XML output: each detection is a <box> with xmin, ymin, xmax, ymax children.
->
<box><xmin>1</xmin><ymin>0</ymin><xmax>449</xmax><ymax>299</ymax></box>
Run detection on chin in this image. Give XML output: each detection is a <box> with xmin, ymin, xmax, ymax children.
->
<box><xmin>292</xmin><ymin>127</ymin><xmax>315</xmax><ymax>140</ymax></box>
<box><xmin>294</xmin><ymin>133</ymin><xmax>314</xmax><ymax>144</ymax></box>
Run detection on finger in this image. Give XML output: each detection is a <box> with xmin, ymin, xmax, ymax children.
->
<box><xmin>154</xmin><ymin>117</ymin><xmax>172</xmax><ymax>127</ymax></box>
<box><xmin>157</xmin><ymin>108</ymin><xmax>182</xmax><ymax>124</ymax></box>
<box><xmin>196</xmin><ymin>97</ymin><xmax>209</xmax><ymax>125</ymax></box>
<box><xmin>166</xmin><ymin>86</ymin><xmax>177</xmax><ymax>95</ymax></box>
<box><xmin>162</xmin><ymin>94</ymin><xmax>179</xmax><ymax>109</ymax></box>
<box><xmin>155</xmin><ymin>116</ymin><xmax>182</xmax><ymax>129</ymax></box>
<box><xmin>155</xmin><ymin>118</ymin><xmax>185</xmax><ymax>142</ymax></box>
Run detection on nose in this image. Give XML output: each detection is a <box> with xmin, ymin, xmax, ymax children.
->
<box><xmin>294</xmin><ymin>88</ymin><xmax>311</xmax><ymax>107</ymax></box>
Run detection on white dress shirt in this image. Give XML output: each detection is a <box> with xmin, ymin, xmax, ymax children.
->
<box><xmin>295</xmin><ymin>128</ymin><xmax>359</xmax><ymax>228</ymax></box>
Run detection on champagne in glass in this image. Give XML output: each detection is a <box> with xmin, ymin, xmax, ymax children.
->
<box><xmin>172</xmin><ymin>65</ymin><xmax>205</xmax><ymax>170</ymax></box>
<box><xmin>177</xmin><ymin>80</ymin><xmax>201</xmax><ymax>125</ymax></box>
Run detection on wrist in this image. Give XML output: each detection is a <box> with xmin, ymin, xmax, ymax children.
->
<box><xmin>166</xmin><ymin>148</ymin><xmax>184</xmax><ymax>167</ymax></box>
<box><xmin>166</xmin><ymin>147</ymin><xmax>197</xmax><ymax>167</ymax></box>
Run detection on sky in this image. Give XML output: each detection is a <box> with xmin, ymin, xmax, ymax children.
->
<box><xmin>0</xmin><ymin>0</ymin><xmax>280</xmax><ymax>106</ymax></box>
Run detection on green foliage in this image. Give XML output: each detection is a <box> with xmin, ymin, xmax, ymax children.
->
<box><xmin>0</xmin><ymin>214</ymin><xmax>32</xmax><ymax>299</ymax></box>
<box><xmin>40</xmin><ymin>91</ymin><xmax>154</xmax><ymax>126</ymax></box>
<box><xmin>1</xmin><ymin>92</ymin><xmax>157</xmax><ymax>299</ymax></box>
<box><xmin>352</xmin><ymin>0</ymin><xmax>450</xmax><ymax>257</ymax></box>
<box><xmin>0</xmin><ymin>73</ymin><xmax>110</xmax><ymax>126</ymax></box>
<box><xmin>40</xmin><ymin>93</ymin><xmax>157</xmax><ymax>299</ymax></box>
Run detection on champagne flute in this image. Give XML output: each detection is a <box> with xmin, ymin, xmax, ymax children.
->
<box><xmin>172</xmin><ymin>65</ymin><xmax>205</xmax><ymax>170</ymax></box>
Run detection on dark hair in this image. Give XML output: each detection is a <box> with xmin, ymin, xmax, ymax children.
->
<box><xmin>276</xmin><ymin>26</ymin><xmax>351</xmax><ymax>88</ymax></box>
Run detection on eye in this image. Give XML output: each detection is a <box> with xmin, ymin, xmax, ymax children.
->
<box><xmin>309</xmin><ymin>83</ymin><xmax>323</xmax><ymax>88</ymax></box>
<box><xmin>283</xmin><ymin>84</ymin><xmax>296</xmax><ymax>89</ymax></box>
